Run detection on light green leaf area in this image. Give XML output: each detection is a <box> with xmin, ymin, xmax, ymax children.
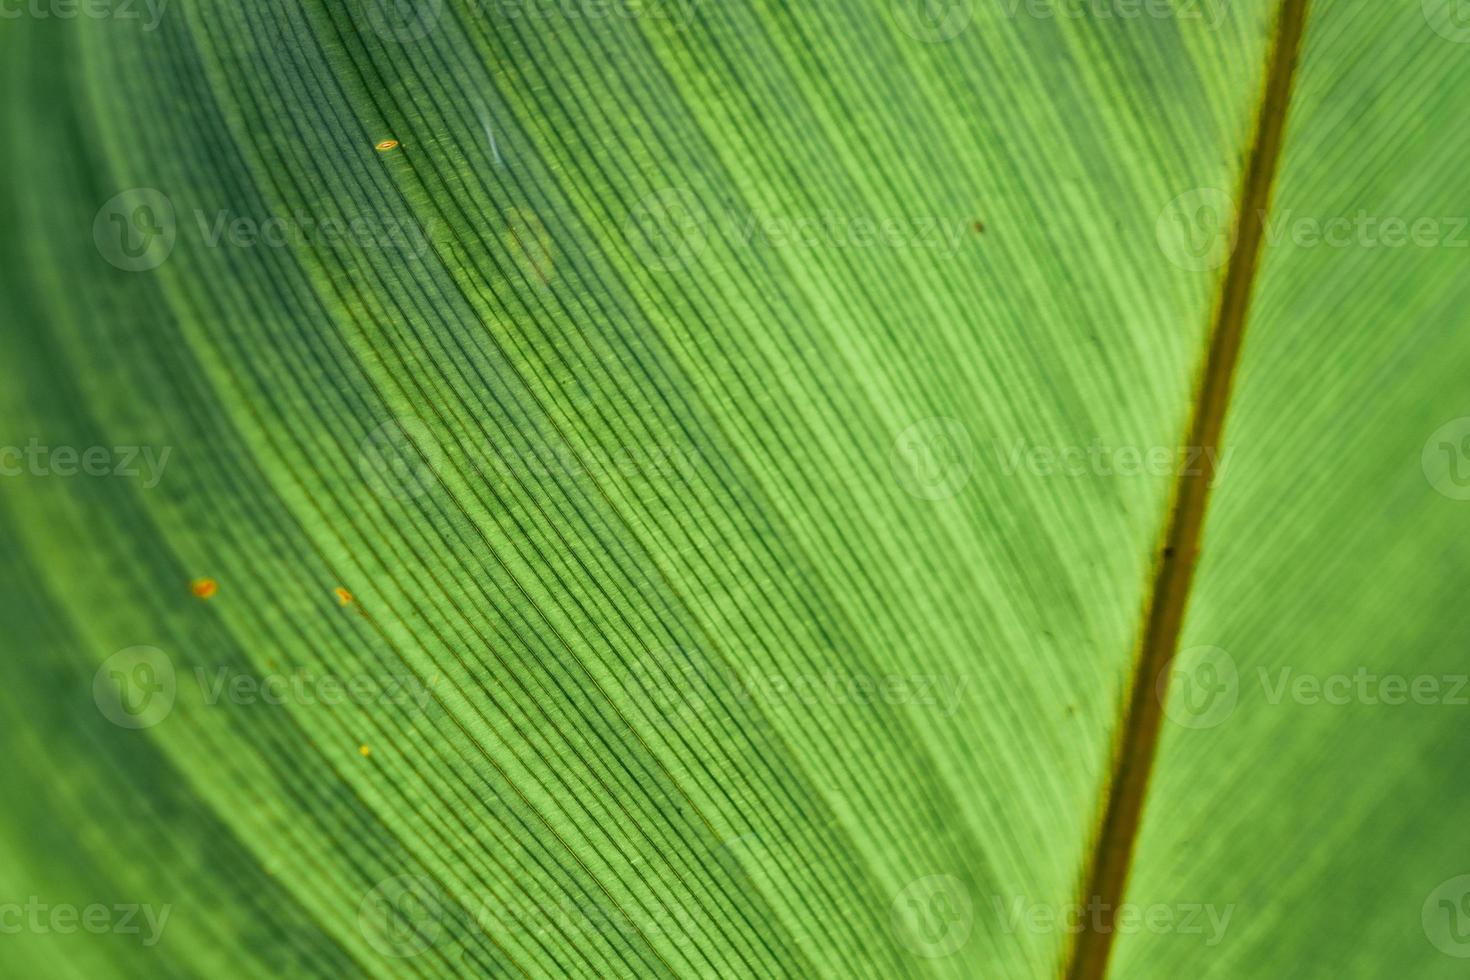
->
<box><xmin>1117</xmin><ymin>1</ymin><xmax>1470</xmax><ymax>977</ymax></box>
<box><xmin>4</xmin><ymin>1</ymin><xmax>1460</xmax><ymax>978</ymax></box>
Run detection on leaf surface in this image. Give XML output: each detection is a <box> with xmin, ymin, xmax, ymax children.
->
<box><xmin>0</xmin><ymin>1</ymin><xmax>1459</xmax><ymax>978</ymax></box>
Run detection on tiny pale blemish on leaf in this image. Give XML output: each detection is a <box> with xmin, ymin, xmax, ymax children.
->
<box><xmin>375</xmin><ymin>139</ymin><xmax>399</xmax><ymax>152</ymax></box>
<box><xmin>335</xmin><ymin>587</ymin><xmax>354</xmax><ymax>606</ymax></box>
<box><xmin>359</xmin><ymin>744</ymin><xmax>371</xmax><ymax>757</ymax></box>
<box><xmin>190</xmin><ymin>578</ymin><xmax>218</xmax><ymax>600</ymax></box>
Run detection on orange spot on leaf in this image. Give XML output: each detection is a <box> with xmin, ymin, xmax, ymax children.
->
<box><xmin>190</xmin><ymin>578</ymin><xmax>218</xmax><ymax>600</ymax></box>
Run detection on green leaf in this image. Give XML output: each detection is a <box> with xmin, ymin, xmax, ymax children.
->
<box><xmin>0</xmin><ymin>0</ymin><xmax>1463</xmax><ymax>977</ymax></box>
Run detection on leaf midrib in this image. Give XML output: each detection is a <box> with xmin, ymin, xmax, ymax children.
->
<box><xmin>1064</xmin><ymin>1</ymin><xmax>1315</xmax><ymax>977</ymax></box>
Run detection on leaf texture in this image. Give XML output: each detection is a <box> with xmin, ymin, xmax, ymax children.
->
<box><xmin>0</xmin><ymin>1</ymin><xmax>1461</xmax><ymax>978</ymax></box>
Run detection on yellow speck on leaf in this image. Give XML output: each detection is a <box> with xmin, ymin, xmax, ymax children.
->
<box><xmin>359</xmin><ymin>744</ymin><xmax>371</xmax><ymax>757</ymax></box>
<box><xmin>335</xmin><ymin>587</ymin><xmax>354</xmax><ymax>606</ymax></box>
<box><xmin>190</xmin><ymin>578</ymin><xmax>218</xmax><ymax>600</ymax></box>
<box><xmin>375</xmin><ymin>139</ymin><xmax>399</xmax><ymax>152</ymax></box>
